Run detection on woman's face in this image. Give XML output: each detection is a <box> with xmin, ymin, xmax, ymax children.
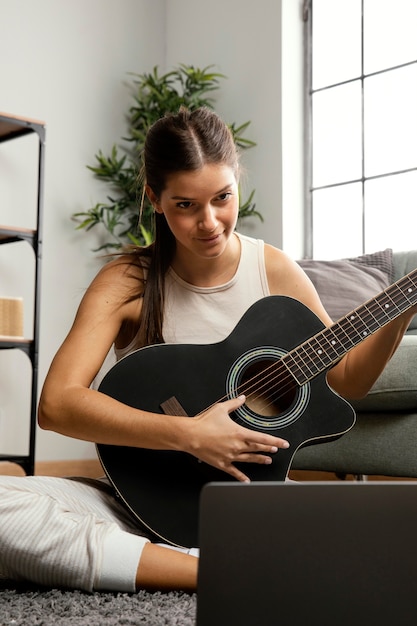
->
<box><xmin>147</xmin><ymin>163</ymin><xmax>239</xmax><ymax>262</ymax></box>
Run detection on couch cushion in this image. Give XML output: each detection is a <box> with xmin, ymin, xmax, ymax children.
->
<box><xmin>350</xmin><ymin>334</ymin><xmax>417</xmax><ymax>411</ymax></box>
<box><xmin>297</xmin><ymin>249</ymin><xmax>417</xmax><ymax>411</ymax></box>
<box><xmin>298</xmin><ymin>249</ymin><xmax>393</xmax><ymax>321</ymax></box>
<box><xmin>348</xmin><ymin>248</ymin><xmax>394</xmax><ymax>281</ymax></box>
<box><xmin>393</xmin><ymin>250</ymin><xmax>417</xmax><ymax>332</ymax></box>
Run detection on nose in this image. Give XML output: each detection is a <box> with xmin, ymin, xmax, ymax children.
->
<box><xmin>198</xmin><ymin>204</ymin><xmax>218</xmax><ymax>231</ymax></box>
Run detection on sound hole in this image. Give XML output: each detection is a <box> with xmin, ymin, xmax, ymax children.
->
<box><xmin>240</xmin><ymin>359</ymin><xmax>297</xmax><ymax>417</ymax></box>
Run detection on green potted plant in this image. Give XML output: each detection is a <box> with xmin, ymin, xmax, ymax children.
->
<box><xmin>73</xmin><ymin>64</ymin><xmax>262</xmax><ymax>250</ymax></box>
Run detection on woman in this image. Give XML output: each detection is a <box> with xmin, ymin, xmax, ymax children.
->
<box><xmin>1</xmin><ymin>107</ymin><xmax>414</xmax><ymax>593</ymax></box>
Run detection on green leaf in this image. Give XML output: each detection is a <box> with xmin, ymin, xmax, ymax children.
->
<box><xmin>74</xmin><ymin>63</ymin><xmax>260</xmax><ymax>250</ymax></box>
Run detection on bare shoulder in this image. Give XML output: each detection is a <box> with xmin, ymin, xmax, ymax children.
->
<box><xmin>264</xmin><ymin>244</ymin><xmax>309</xmax><ymax>295</ymax></box>
<box><xmin>76</xmin><ymin>254</ymin><xmax>145</xmax><ymax>326</ymax></box>
<box><xmin>41</xmin><ymin>254</ymin><xmax>146</xmax><ymax>391</ymax></box>
<box><xmin>264</xmin><ymin>244</ymin><xmax>333</xmax><ymax>325</ymax></box>
<box><xmin>94</xmin><ymin>253</ymin><xmax>144</xmax><ymax>283</ymax></box>
<box><xmin>88</xmin><ymin>254</ymin><xmax>145</xmax><ymax>299</ymax></box>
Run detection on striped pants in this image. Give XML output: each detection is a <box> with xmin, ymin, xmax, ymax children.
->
<box><xmin>0</xmin><ymin>475</ymin><xmax>150</xmax><ymax>592</ymax></box>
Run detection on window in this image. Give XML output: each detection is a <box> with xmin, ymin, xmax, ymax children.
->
<box><xmin>305</xmin><ymin>0</ymin><xmax>417</xmax><ymax>259</ymax></box>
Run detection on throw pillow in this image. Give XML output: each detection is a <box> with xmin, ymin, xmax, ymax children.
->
<box><xmin>351</xmin><ymin>334</ymin><xmax>417</xmax><ymax>411</ymax></box>
<box><xmin>392</xmin><ymin>249</ymin><xmax>417</xmax><ymax>332</ymax></box>
<box><xmin>297</xmin><ymin>249</ymin><xmax>393</xmax><ymax>321</ymax></box>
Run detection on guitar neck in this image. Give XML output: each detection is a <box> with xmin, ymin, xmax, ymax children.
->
<box><xmin>284</xmin><ymin>268</ymin><xmax>417</xmax><ymax>385</ymax></box>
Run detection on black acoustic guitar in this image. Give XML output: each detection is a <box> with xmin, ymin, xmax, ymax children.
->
<box><xmin>97</xmin><ymin>270</ymin><xmax>417</xmax><ymax>548</ymax></box>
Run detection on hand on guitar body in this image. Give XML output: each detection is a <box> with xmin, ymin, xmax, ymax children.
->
<box><xmin>186</xmin><ymin>394</ymin><xmax>290</xmax><ymax>483</ymax></box>
<box><xmin>35</xmin><ymin>107</ymin><xmax>417</xmax><ymax>589</ymax></box>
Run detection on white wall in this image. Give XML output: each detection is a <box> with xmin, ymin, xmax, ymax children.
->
<box><xmin>0</xmin><ymin>0</ymin><xmax>304</xmax><ymax>462</ymax></box>
<box><xmin>166</xmin><ymin>0</ymin><xmax>304</xmax><ymax>257</ymax></box>
<box><xmin>166</xmin><ymin>0</ymin><xmax>283</xmax><ymax>245</ymax></box>
<box><xmin>0</xmin><ymin>0</ymin><xmax>165</xmax><ymax>461</ymax></box>
<box><xmin>281</xmin><ymin>0</ymin><xmax>305</xmax><ymax>258</ymax></box>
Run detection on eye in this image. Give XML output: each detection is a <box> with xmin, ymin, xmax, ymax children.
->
<box><xmin>216</xmin><ymin>192</ymin><xmax>232</xmax><ymax>202</ymax></box>
<box><xmin>176</xmin><ymin>201</ymin><xmax>194</xmax><ymax>209</ymax></box>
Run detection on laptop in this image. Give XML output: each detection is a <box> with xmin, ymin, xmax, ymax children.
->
<box><xmin>197</xmin><ymin>481</ymin><xmax>417</xmax><ymax>626</ymax></box>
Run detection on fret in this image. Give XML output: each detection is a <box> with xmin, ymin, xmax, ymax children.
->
<box><xmin>384</xmin><ymin>280</ymin><xmax>413</xmax><ymax>314</ymax></box>
<box><xmin>359</xmin><ymin>304</ymin><xmax>381</xmax><ymax>332</ymax></box>
<box><xmin>364</xmin><ymin>296</ymin><xmax>394</xmax><ymax>324</ymax></box>
<box><xmin>396</xmin><ymin>281</ymin><xmax>417</xmax><ymax>308</ymax></box>
<box><xmin>343</xmin><ymin>308</ymin><xmax>375</xmax><ymax>340</ymax></box>
<box><xmin>284</xmin><ymin>351</ymin><xmax>312</xmax><ymax>385</ymax></box>
<box><xmin>307</xmin><ymin>336</ymin><xmax>334</xmax><ymax>368</ymax></box>
<box><xmin>368</xmin><ymin>297</ymin><xmax>393</xmax><ymax>326</ymax></box>
<box><xmin>319</xmin><ymin>327</ymin><xmax>347</xmax><ymax>360</ymax></box>
<box><xmin>339</xmin><ymin>315</ymin><xmax>367</xmax><ymax>343</ymax></box>
<box><xmin>292</xmin><ymin>343</ymin><xmax>320</xmax><ymax>376</ymax></box>
<box><xmin>282</xmin><ymin>268</ymin><xmax>417</xmax><ymax>386</ymax></box>
<box><xmin>384</xmin><ymin>292</ymin><xmax>406</xmax><ymax>315</ymax></box>
<box><xmin>328</xmin><ymin>321</ymin><xmax>357</xmax><ymax>349</ymax></box>
<box><xmin>408</xmin><ymin>274</ymin><xmax>417</xmax><ymax>290</ymax></box>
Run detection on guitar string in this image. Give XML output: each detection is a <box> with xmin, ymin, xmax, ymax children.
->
<box><xmin>252</xmin><ymin>277</ymin><xmax>417</xmax><ymax>413</ymax></box>
<box><xmin>226</xmin><ymin>293</ymin><xmax>395</xmax><ymax>411</ymax></box>
<box><xmin>196</xmin><ymin>278</ymin><xmax>417</xmax><ymax>417</ymax></box>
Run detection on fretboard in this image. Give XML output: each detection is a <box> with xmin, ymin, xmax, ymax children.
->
<box><xmin>283</xmin><ymin>268</ymin><xmax>417</xmax><ymax>385</ymax></box>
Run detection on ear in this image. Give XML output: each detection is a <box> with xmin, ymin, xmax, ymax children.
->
<box><xmin>145</xmin><ymin>185</ymin><xmax>163</xmax><ymax>214</ymax></box>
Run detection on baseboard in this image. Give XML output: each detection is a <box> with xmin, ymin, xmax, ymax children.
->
<box><xmin>0</xmin><ymin>458</ymin><xmax>102</xmax><ymax>477</ymax></box>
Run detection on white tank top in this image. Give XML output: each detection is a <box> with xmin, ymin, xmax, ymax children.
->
<box><xmin>162</xmin><ymin>232</ymin><xmax>269</xmax><ymax>344</ymax></box>
<box><xmin>114</xmin><ymin>232</ymin><xmax>269</xmax><ymax>360</ymax></box>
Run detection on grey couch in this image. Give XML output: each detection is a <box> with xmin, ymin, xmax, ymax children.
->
<box><xmin>292</xmin><ymin>249</ymin><xmax>417</xmax><ymax>478</ymax></box>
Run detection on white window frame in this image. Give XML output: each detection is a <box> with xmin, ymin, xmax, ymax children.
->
<box><xmin>304</xmin><ymin>0</ymin><xmax>417</xmax><ymax>259</ymax></box>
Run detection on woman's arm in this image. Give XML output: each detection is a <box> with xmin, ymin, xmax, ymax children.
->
<box><xmin>38</xmin><ymin>257</ymin><xmax>187</xmax><ymax>447</ymax></box>
<box><xmin>38</xmin><ymin>257</ymin><xmax>289</xmax><ymax>482</ymax></box>
<box><xmin>264</xmin><ymin>244</ymin><xmax>416</xmax><ymax>400</ymax></box>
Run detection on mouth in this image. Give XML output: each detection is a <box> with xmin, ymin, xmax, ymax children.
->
<box><xmin>196</xmin><ymin>232</ymin><xmax>222</xmax><ymax>243</ymax></box>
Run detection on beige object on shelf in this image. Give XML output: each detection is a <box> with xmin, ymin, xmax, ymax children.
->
<box><xmin>0</xmin><ymin>297</ymin><xmax>24</xmax><ymax>338</ymax></box>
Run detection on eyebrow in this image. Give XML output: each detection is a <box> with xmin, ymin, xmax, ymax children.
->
<box><xmin>170</xmin><ymin>183</ymin><xmax>234</xmax><ymax>201</ymax></box>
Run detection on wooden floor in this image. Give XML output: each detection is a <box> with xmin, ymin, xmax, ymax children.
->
<box><xmin>0</xmin><ymin>458</ymin><xmax>415</xmax><ymax>482</ymax></box>
<box><xmin>0</xmin><ymin>459</ymin><xmax>103</xmax><ymax>477</ymax></box>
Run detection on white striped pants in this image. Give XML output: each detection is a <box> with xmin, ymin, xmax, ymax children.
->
<box><xmin>0</xmin><ymin>475</ymin><xmax>150</xmax><ymax>592</ymax></box>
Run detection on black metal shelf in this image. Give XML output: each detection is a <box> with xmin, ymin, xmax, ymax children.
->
<box><xmin>0</xmin><ymin>112</ymin><xmax>46</xmax><ymax>476</ymax></box>
<box><xmin>0</xmin><ymin>454</ymin><xmax>34</xmax><ymax>475</ymax></box>
<box><xmin>0</xmin><ymin>226</ymin><xmax>37</xmax><ymax>248</ymax></box>
<box><xmin>0</xmin><ymin>112</ymin><xmax>46</xmax><ymax>144</ymax></box>
<box><xmin>0</xmin><ymin>337</ymin><xmax>33</xmax><ymax>357</ymax></box>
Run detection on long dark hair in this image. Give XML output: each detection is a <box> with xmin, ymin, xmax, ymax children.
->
<box><xmin>131</xmin><ymin>107</ymin><xmax>240</xmax><ymax>347</ymax></box>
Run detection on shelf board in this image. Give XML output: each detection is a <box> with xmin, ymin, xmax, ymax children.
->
<box><xmin>0</xmin><ymin>455</ymin><xmax>33</xmax><ymax>469</ymax></box>
<box><xmin>0</xmin><ymin>225</ymin><xmax>36</xmax><ymax>245</ymax></box>
<box><xmin>0</xmin><ymin>112</ymin><xmax>46</xmax><ymax>143</ymax></box>
<box><xmin>0</xmin><ymin>336</ymin><xmax>32</xmax><ymax>350</ymax></box>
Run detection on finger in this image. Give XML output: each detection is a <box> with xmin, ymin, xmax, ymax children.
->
<box><xmin>274</xmin><ymin>437</ymin><xmax>290</xmax><ymax>449</ymax></box>
<box><xmin>245</xmin><ymin>433</ymin><xmax>290</xmax><ymax>450</ymax></box>
<box><xmin>235</xmin><ymin>452</ymin><xmax>275</xmax><ymax>466</ymax></box>
<box><xmin>223</xmin><ymin>394</ymin><xmax>246</xmax><ymax>413</ymax></box>
<box><xmin>226</xmin><ymin>400</ymin><xmax>290</xmax><ymax>450</ymax></box>
<box><xmin>244</xmin><ymin>441</ymin><xmax>288</xmax><ymax>454</ymax></box>
<box><xmin>223</xmin><ymin>464</ymin><xmax>251</xmax><ymax>483</ymax></box>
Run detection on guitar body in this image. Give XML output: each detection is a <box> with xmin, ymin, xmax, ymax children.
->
<box><xmin>97</xmin><ymin>295</ymin><xmax>356</xmax><ymax>547</ymax></box>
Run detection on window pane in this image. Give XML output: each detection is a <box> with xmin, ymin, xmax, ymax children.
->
<box><xmin>312</xmin><ymin>82</ymin><xmax>362</xmax><ymax>188</ymax></box>
<box><xmin>364</xmin><ymin>0</ymin><xmax>417</xmax><ymax>74</ymax></box>
<box><xmin>312</xmin><ymin>183</ymin><xmax>363</xmax><ymax>259</ymax></box>
<box><xmin>364</xmin><ymin>171</ymin><xmax>417</xmax><ymax>251</ymax></box>
<box><xmin>364</xmin><ymin>64</ymin><xmax>417</xmax><ymax>177</ymax></box>
<box><xmin>312</xmin><ymin>0</ymin><xmax>361</xmax><ymax>89</ymax></box>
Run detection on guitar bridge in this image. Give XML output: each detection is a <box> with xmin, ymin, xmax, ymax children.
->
<box><xmin>160</xmin><ymin>396</ymin><xmax>189</xmax><ymax>417</ymax></box>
